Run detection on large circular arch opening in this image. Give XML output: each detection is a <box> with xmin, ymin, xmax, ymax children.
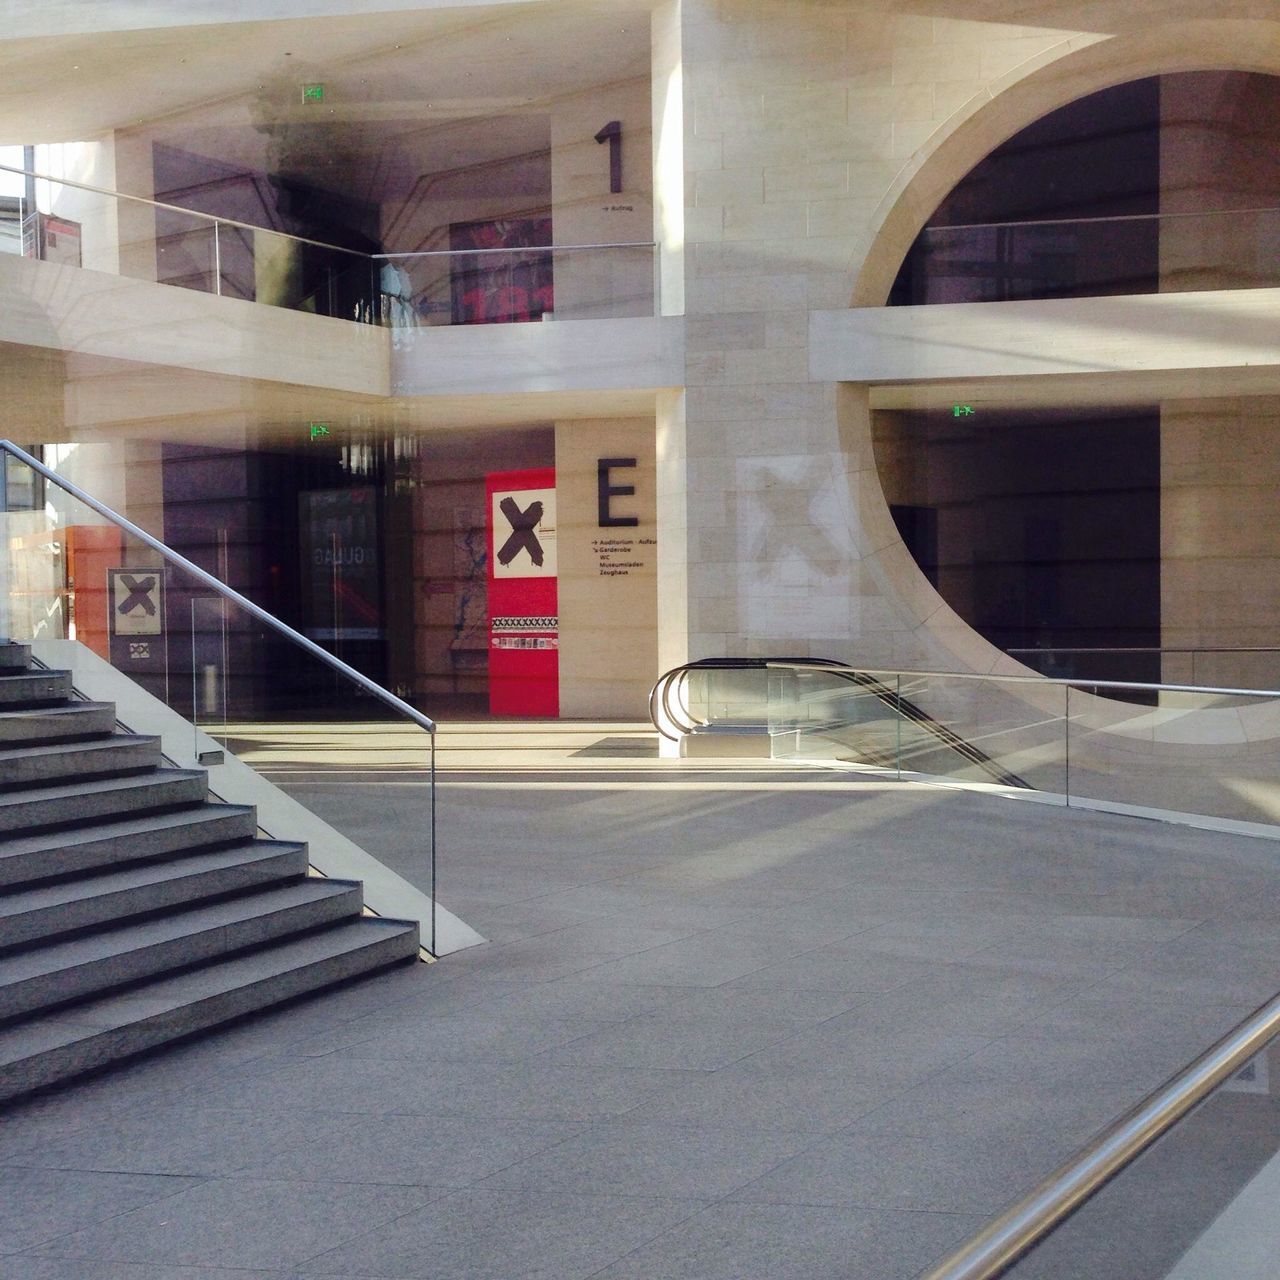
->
<box><xmin>874</xmin><ymin>70</ymin><xmax>1280</xmax><ymax>692</ymax></box>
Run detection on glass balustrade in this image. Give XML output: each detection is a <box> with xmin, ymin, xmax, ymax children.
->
<box><xmin>0</xmin><ymin>163</ymin><xmax>657</xmax><ymax>328</ymax></box>
<box><xmin>0</xmin><ymin>446</ymin><xmax>440</xmax><ymax>950</ymax></box>
<box><xmin>654</xmin><ymin>659</ymin><xmax>1280</xmax><ymax>829</ymax></box>
<box><xmin>994</xmin><ymin>1036</ymin><xmax>1280</xmax><ymax>1280</ymax></box>
<box><xmin>892</xmin><ymin>206</ymin><xmax>1280</xmax><ymax>305</ymax></box>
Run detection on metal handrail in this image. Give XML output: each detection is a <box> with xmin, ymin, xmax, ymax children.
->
<box><xmin>0</xmin><ymin>162</ymin><xmax>369</xmax><ymax>259</ymax></box>
<box><xmin>766</xmin><ymin>660</ymin><xmax>1280</xmax><ymax>702</ymax></box>
<box><xmin>1008</xmin><ymin>645</ymin><xmax>1280</xmax><ymax>655</ymax></box>
<box><xmin>653</xmin><ymin>657</ymin><xmax>1280</xmax><ymax>712</ymax></box>
<box><xmin>2</xmin><ymin>161</ymin><xmax>656</xmax><ymax>268</ymax></box>
<box><xmin>921</xmin><ymin>989</ymin><xmax>1280</xmax><ymax>1279</ymax></box>
<box><xmin>0</xmin><ymin>439</ymin><xmax>439</xmax><ymax>951</ymax></box>
<box><xmin>920</xmin><ymin>203</ymin><xmax>1280</xmax><ymax>234</ymax></box>
<box><xmin>376</xmin><ymin>241</ymin><xmax>655</xmax><ymax>259</ymax></box>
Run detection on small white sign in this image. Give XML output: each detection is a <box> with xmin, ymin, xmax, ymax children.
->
<box><xmin>110</xmin><ymin>569</ymin><xmax>163</xmax><ymax>636</ymax></box>
<box><xmin>492</xmin><ymin>487</ymin><xmax>556</xmax><ymax>578</ymax></box>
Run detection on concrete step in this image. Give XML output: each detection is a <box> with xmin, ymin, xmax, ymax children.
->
<box><xmin>0</xmin><ymin>670</ymin><xmax>72</xmax><ymax>707</ymax></box>
<box><xmin>0</xmin><ymin>702</ymin><xmax>117</xmax><ymax>746</ymax></box>
<box><xmin>0</xmin><ymin>644</ymin><xmax>31</xmax><ymax>672</ymax></box>
<box><xmin>0</xmin><ymin>841</ymin><xmax>309</xmax><ymax>951</ymax></box>
<box><xmin>0</xmin><ymin>804</ymin><xmax>259</xmax><ymax>889</ymax></box>
<box><xmin>0</xmin><ymin>878</ymin><xmax>364</xmax><ymax>1021</ymax></box>
<box><xmin>0</xmin><ymin>769</ymin><xmax>208</xmax><ymax>835</ymax></box>
<box><xmin>0</xmin><ymin>735</ymin><xmax>163</xmax><ymax>792</ymax></box>
<box><xmin>0</xmin><ymin>917</ymin><xmax>420</xmax><ymax>1103</ymax></box>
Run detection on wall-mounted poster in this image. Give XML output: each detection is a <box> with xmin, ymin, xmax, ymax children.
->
<box><xmin>299</xmin><ymin>487</ymin><xmax>382</xmax><ymax>642</ymax></box>
<box><xmin>486</xmin><ymin>467</ymin><xmax>558</xmax><ymax>716</ymax></box>
<box><xmin>39</xmin><ymin>213</ymin><xmax>82</xmax><ymax>267</ymax></box>
<box><xmin>450</xmin><ymin>217</ymin><xmax>553</xmax><ymax>325</ymax></box>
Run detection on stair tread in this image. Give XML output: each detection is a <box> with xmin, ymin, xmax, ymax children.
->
<box><xmin>0</xmin><ymin>734</ymin><xmax>159</xmax><ymax>763</ymax></box>
<box><xmin>0</xmin><ymin>768</ymin><xmax>205</xmax><ymax>809</ymax></box>
<box><xmin>0</xmin><ymin>879</ymin><xmax>361</xmax><ymax>985</ymax></box>
<box><xmin>0</xmin><ymin>919</ymin><xmax>419</xmax><ymax>1065</ymax></box>
<box><xmin>0</xmin><ymin>805</ymin><xmax>256</xmax><ymax>858</ymax></box>
<box><xmin>0</xmin><ymin>702</ymin><xmax>113</xmax><ymax>721</ymax></box>
<box><xmin>0</xmin><ymin>841</ymin><xmax>308</xmax><ymax>919</ymax></box>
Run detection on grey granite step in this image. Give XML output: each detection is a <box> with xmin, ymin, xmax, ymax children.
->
<box><xmin>0</xmin><ymin>670</ymin><xmax>72</xmax><ymax>707</ymax></box>
<box><xmin>0</xmin><ymin>734</ymin><xmax>162</xmax><ymax>791</ymax></box>
<box><xmin>0</xmin><ymin>917</ymin><xmax>420</xmax><ymax>1103</ymax></box>
<box><xmin>0</xmin><ymin>701</ymin><xmax>117</xmax><ymax>745</ymax></box>
<box><xmin>0</xmin><ymin>878</ymin><xmax>364</xmax><ymax>1020</ymax></box>
<box><xmin>0</xmin><ymin>769</ymin><xmax>208</xmax><ymax>834</ymax></box>
<box><xmin>0</xmin><ymin>804</ymin><xmax>259</xmax><ymax>889</ymax></box>
<box><xmin>0</xmin><ymin>644</ymin><xmax>31</xmax><ymax>671</ymax></box>
<box><xmin>0</xmin><ymin>841</ymin><xmax>309</xmax><ymax>951</ymax></box>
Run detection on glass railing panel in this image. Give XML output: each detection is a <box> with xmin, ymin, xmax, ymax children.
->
<box><xmin>876</xmin><ymin>671</ymin><xmax>1068</xmax><ymax>793</ymax></box>
<box><xmin>0</xmin><ymin>453</ymin><xmax>438</xmax><ymax>948</ymax></box>
<box><xmin>678</xmin><ymin>665</ymin><xmax>772</xmax><ymax>733</ymax></box>
<box><xmin>1062</xmin><ymin>684</ymin><xmax>1274</xmax><ymax>825</ymax></box>
<box><xmin>217</xmin><ymin>222</ymin><xmax>376</xmax><ymax>321</ymax></box>
<box><xmin>893</xmin><ymin>207</ymin><xmax>1280</xmax><ymax>305</ymax></box>
<box><xmin>378</xmin><ymin>244</ymin><xmax>655</xmax><ymax>329</ymax></box>
<box><xmin>1008</xmin><ymin>647</ymin><xmax>1280</xmax><ymax>693</ymax></box>
<box><xmin>996</xmin><ymin>1036</ymin><xmax>1280</xmax><ymax>1280</ymax></box>
<box><xmin>767</xmin><ymin>667</ymin><xmax>903</xmax><ymax>768</ymax></box>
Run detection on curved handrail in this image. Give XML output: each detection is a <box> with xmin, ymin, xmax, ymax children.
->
<box><xmin>0</xmin><ymin>439</ymin><xmax>439</xmax><ymax>949</ymax></box>
<box><xmin>920</xmin><ymin>988</ymin><xmax>1280</xmax><ymax>1280</ymax></box>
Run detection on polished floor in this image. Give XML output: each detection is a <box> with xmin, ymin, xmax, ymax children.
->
<box><xmin>3</xmin><ymin>726</ymin><xmax>1280</xmax><ymax>1278</ymax></box>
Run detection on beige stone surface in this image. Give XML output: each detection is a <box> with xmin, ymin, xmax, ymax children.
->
<box><xmin>555</xmin><ymin>417</ymin><xmax>658</xmax><ymax>718</ymax></box>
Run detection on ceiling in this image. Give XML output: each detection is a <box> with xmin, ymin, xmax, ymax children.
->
<box><xmin>0</xmin><ymin>2</ymin><xmax>651</xmax><ymax>146</ymax></box>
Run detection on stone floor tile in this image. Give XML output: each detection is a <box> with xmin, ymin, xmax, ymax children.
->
<box><xmin>238</xmin><ymin>1112</ymin><xmax>584</xmax><ymax>1186</ymax></box>
<box><xmin>26</xmin><ymin>1177</ymin><xmax>437</xmax><ymax>1271</ymax></box>
<box><xmin>298</xmin><ymin>1188</ymin><xmax>705</xmax><ymax>1279</ymax></box>
<box><xmin>476</xmin><ymin>1120</ymin><xmax>821</xmax><ymax>1199</ymax></box>
<box><xmin>581</xmin><ymin>1201</ymin><xmax>984</xmax><ymax>1280</ymax></box>
<box><xmin>0</xmin><ymin>1168</ymin><xmax>202</xmax><ymax>1253</ymax></box>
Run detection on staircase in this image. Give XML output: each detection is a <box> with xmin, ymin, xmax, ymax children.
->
<box><xmin>0</xmin><ymin>642</ymin><xmax>420</xmax><ymax>1104</ymax></box>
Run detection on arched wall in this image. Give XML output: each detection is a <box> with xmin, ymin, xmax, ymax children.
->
<box><xmin>840</xmin><ymin>18</ymin><xmax>1280</xmax><ymax>687</ymax></box>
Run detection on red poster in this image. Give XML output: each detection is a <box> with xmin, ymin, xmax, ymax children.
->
<box><xmin>487</xmin><ymin>467</ymin><xmax>558</xmax><ymax>716</ymax></box>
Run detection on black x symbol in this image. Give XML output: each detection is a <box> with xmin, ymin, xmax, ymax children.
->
<box><xmin>118</xmin><ymin>575</ymin><xmax>157</xmax><ymax>615</ymax></box>
<box><xmin>497</xmin><ymin>497</ymin><xmax>544</xmax><ymax>567</ymax></box>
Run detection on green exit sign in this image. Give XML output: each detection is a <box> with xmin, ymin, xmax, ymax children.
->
<box><xmin>952</xmin><ymin>404</ymin><xmax>975</xmax><ymax>417</ymax></box>
<box><xmin>301</xmin><ymin>83</ymin><xmax>325</xmax><ymax>103</ymax></box>
<box><xmin>308</xmin><ymin>422</ymin><xmax>331</xmax><ymax>441</ymax></box>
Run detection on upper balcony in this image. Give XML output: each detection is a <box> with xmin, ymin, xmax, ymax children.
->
<box><xmin>815</xmin><ymin>204</ymin><xmax>1280</xmax><ymax>403</ymax></box>
<box><xmin>0</xmin><ymin>162</ymin><xmax>682</xmax><ymax>415</ymax></box>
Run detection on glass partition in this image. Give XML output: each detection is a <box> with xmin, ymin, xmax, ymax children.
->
<box><xmin>0</xmin><ymin>163</ymin><xmax>656</xmax><ymax>328</ymax></box>
<box><xmin>377</xmin><ymin>243</ymin><xmax>656</xmax><ymax>328</ymax></box>
<box><xmin>998</xmin><ymin>1036</ymin><xmax>1280</xmax><ymax>1280</ymax></box>
<box><xmin>0</xmin><ymin>450</ymin><xmax>439</xmax><ymax>949</ymax></box>
<box><xmin>655</xmin><ymin>660</ymin><xmax>1280</xmax><ymax>829</ymax></box>
<box><xmin>894</xmin><ymin>206</ymin><xmax>1280</xmax><ymax>305</ymax></box>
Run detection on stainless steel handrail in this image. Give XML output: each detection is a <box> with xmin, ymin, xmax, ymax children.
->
<box><xmin>1007</xmin><ymin>645</ymin><xmax>1280</xmax><ymax>655</ymax></box>
<box><xmin>762</xmin><ymin>660</ymin><xmax>1280</xmax><ymax>701</ymax></box>
<box><xmin>2</xmin><ymin>161</ymin><xmax>656</xmax><ymax>268</ymax></box>
<box><xmin>0</xmin><ymin>439</ymin><xmax>439</xmax><ymax>951</ymax></box>
<box><xmin>919</xmin><ymin>203</ymin><xmax>1280</xmax><ymax>234</ymax></box>
<box><xmin>920</xmin><ymin>989</ymin><xmax>1280</xmax><ymax>1280</ymax></box>
<box><xmin>0</xmin><ymin>162</ymin><xmax>368</xmax><ymax>259</ymax></box>
<box><xmin>376</xmin><ymin>241</ymin><xmax>656</xmax><ymax>259</ymax></box>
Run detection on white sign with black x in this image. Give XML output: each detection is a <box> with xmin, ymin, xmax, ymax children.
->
<box><xmin>110</xmin><ymin>568</ymin><xmax>163</xmax><ymax>636</ymax></box>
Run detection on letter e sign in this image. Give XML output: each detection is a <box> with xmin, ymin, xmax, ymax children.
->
<box><xmin>597</xmin><ymin>458</ymin><xmax>639</xmax><ymax>528</ymax></box>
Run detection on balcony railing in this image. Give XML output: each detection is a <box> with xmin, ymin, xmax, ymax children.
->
<box><xmin>891</xmin><ymin>204</ymin><xmax>1280</xmax><ymax>304</ymax></box>
<box><xmin>0</xmin><ymin>162</ymin><xmax>657</xmax><ymax>327</ymax></box>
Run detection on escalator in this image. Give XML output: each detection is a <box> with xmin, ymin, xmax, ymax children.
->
<box><xmin>650</xmin><ymin>657</ymin><xmax>1033</xmax><ymax>789</ymax></box>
